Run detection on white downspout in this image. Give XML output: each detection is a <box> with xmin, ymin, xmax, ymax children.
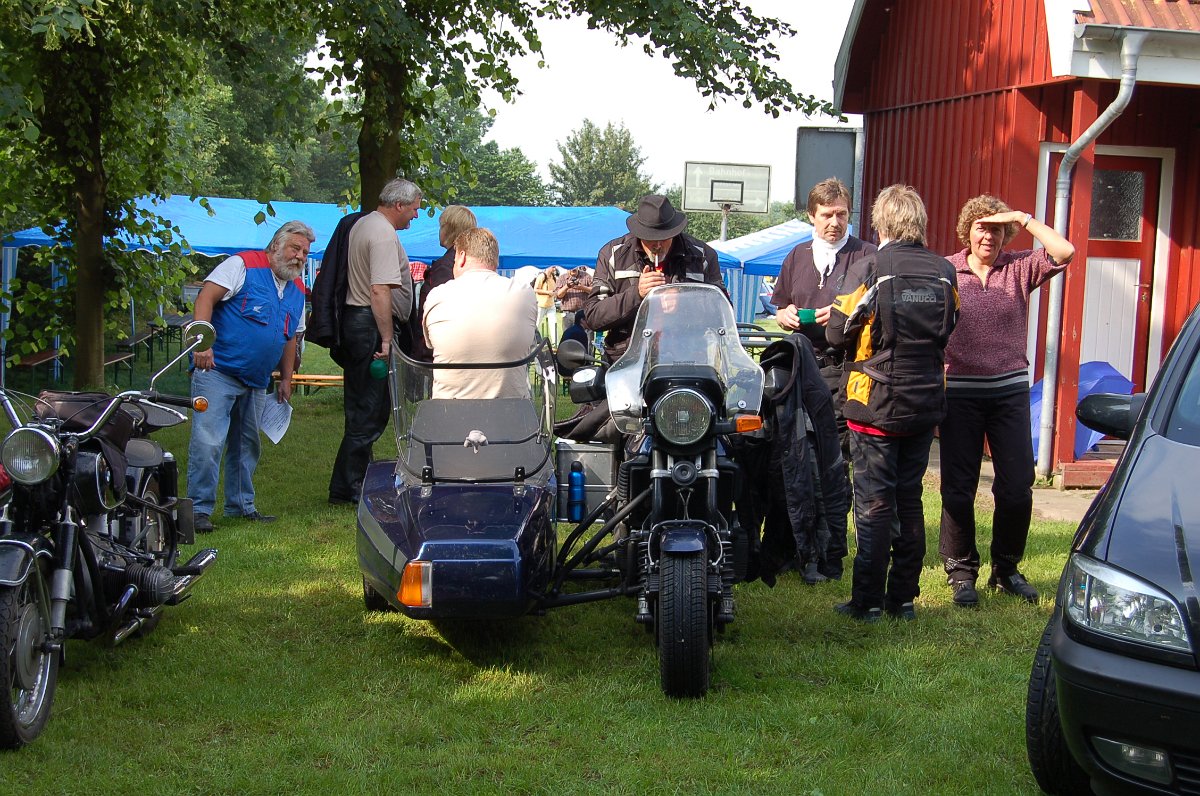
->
<box><xmin>1036</xmin><ymin>31</ymin><xmax>1147</xmax><ymax>479</ymax></box>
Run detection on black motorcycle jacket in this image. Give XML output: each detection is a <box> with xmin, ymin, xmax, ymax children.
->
<box><xmin>826</xmin><ymin>240</ymin><xmax>959</xmax><ymax>434</ymax></box>
<box><xmin>581</xmin><ymin>232</ymin><xmax>723</xmax><ymax>362</ymax></box>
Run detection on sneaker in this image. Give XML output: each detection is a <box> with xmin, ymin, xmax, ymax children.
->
<box><xmin>328</xmin><ymin>496</ymin><xmax>355</xmax><ymax>507</ymax></box>
<box><xmin>989</xmin><ymin>572</ymin><xmax>1039</xmax><ymax>603</ymax></box>
<box><xmin>833</xmin><ymin>601</ymin><xmax>883</xmax><ymax>623</ymax></box>
<box><xmin>241</xmin><ymin>510</ymin><xmax>277</xmax><ymax>523</ymax></box>
<box><xmin>884</xmin><ymin>599</ymin><xmax>917</xmax><ymax>621</ymax></box>
<box><xmin>194</xmin><ymin>513</ymin><xmax>214</xmax><ymax>533</ymax></box>
<box><xmin>951</xmin><ymin>580</ymin><xmax>979</xmax><ymax>608</ymax></box>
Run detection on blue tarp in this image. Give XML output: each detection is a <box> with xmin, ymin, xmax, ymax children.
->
<box><xmin>709</xmin><ymin>219</ymin><xmax>814</xmax><ymax>276</ymax></box>
<box><xmin>1030</xmin><ymin>361</ymin><xmax>1135</xmax><ymax>461</ymax></box>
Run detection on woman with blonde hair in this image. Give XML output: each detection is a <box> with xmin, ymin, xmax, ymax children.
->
<box><xmin>938</xmin><ymin>195</ymin><xmax>1074</xmax><ymax>608</ymax></box>
<box><xmin>825</xmin><ymin>185</ymin><xmax>959</xmax><ymax>622</ymax></box>
<box><xmin>409</xmin><ymin>205</ymin><xmax>477</xmax><ymax>361</ymax></box>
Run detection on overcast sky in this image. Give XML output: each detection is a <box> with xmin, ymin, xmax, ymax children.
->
<box><xmin>484</xmin><ymin>0</ymin><xmax>861</xmax><ymax>203</ymax></box>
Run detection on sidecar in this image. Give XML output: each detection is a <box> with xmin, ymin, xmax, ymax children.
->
<box><xmin>356</xmin><ymin>341</ymin><xmax>569</xmax><ymax>618</ymax></box>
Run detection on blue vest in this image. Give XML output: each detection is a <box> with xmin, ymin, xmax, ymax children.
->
<box><xmin>211</xmin><ymin>267</ymin><xmax>304</xmax><ymax>389</ymax></box>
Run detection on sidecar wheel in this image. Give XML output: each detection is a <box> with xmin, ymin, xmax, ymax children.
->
<box><xmin>657</xmin><ymin>553</ymin><xmax>711</xmax><ymax>698</ymax></box>
<box><xmin>0</xmin><ymin>570</ymin><xmax>59</xmax><ymax>749</ymax></box>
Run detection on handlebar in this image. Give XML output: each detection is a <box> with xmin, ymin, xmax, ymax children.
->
<box><xmin>140</xmin><ymin>390</ymin><xmax>200</xmax><ymax>410</ymax></box>
<box><xmin>0</xmin><ymin>386</ymin><xmax>203</xmax><ymax>445</ymax></box>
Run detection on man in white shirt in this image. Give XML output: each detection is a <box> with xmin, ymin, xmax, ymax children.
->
<box><xmin>423</xmin><ymin>228</ymin><xmax>537</xmax><ymax>399</ymax></box>
<box><xmin>188</xmin><ymin>220</ymin><xmax>313</xmax><ymax>531</ymax></box>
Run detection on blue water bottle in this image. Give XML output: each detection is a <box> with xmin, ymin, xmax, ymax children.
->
<box><xmin>568</xmin><ymin>461</ymin><xmax>586</xmax><ymax>522</ymax></box>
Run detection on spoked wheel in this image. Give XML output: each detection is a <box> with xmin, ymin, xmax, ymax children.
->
<box><xmin>121</xmin><ymin>477</ymin><xmax>177</xmax><ymax>638</ymax></box>
<box><xmin>0</xmin><ymin>570</ymin><xmax>59</xmax><ymax>749</ymax></box>
<box><xmin>1026</xmin><ymin>617</ymin><xmax>1092</xmax><ymax>795</ymax></box>
<box><xmin>657</xmin><ymin>552</ymin><xmax>711</xmax><ymax>698</ymax></box>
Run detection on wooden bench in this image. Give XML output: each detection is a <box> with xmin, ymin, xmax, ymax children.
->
<box><xmin>272</xmin><ymin>372</ymin><xmax>343</xmax><ymax>395</ymax></box>
<box><xmin>105</xmin><ymin>351</ymin><xmax>136</xmax><ymax>387</ymax></box>
<box><xmin>149</xmin><ymin>312</ymin><xmax>193</xmax><ymax>358</ymax></box>
<box><xmin>117</xmin><ymin>329</ymin><xmax>158</xmax><ymax>368</ymax></box>
<box><xmin>8</xmin><ymin>348</ymin><xmax>62</xmax><ymax>386</ymax></box>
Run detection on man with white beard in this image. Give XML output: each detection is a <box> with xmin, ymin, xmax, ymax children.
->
<box><xmin>187</xmin><ymin>220</ymin><xmax>314</xmax><ymax>532</ymax></box>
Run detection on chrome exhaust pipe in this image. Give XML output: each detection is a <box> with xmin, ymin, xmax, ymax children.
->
<box><xmin>111</xmin><ymin>606</ymin><xmax>162</xmax><ymax>645</ymax></box>
<box><xmin>166</xmin><ymin>548</ymin><xmax>218</xmax><ymax>605</ymax></box>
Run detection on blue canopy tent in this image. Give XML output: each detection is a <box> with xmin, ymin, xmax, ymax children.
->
<box><xmin>1</xmin><ymin>195</ymin><xmax>748</xmax><ymax>382</ymax></box>
<box><xmin>710</xmin><ymin>219</ymin><xmax>814</xmax><ymax>322</ymax></box>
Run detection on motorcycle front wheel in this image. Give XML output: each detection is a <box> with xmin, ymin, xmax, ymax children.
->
<box><xmin>0</xmin><ymin>566</ymin><xmax>59</xmax><ymax>748</ymax></box>
<box><xmin>657</xmin><ymin>552</ymin><xmax>711</xmax><ymax>698</ymax></box>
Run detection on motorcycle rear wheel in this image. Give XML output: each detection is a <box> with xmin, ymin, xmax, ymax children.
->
<box><xmin>657</xmin><ymin>552</ymin><xmax>711</xmax><ymax>698</ymax></box>
<box><xmin>0</xmin><ymin>567</ymin><xmax>59</xmax><ymax>748</ymax></box>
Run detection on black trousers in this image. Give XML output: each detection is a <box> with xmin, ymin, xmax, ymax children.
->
<box><xmin>938</xmin><ymin>389</ymin><xmax>1035</xmax><ymax>582</ymax></box>
<box><xmin>848</xmin><ymin>428</ymin><xmax>934</xmax><ymax>609</ymax></box>
<box><xmin>819</xmin><ymin>361</ymin><xmax>852</xmax><ymax>569</ymax></box>
<box><xmin>329</xmin><ymin>307</ymin><xmax>391</xmax><ymax>502</ymax></box>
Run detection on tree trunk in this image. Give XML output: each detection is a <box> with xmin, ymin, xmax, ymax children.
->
<box><xmin>71</xmin><ymin>113</ymin><xmax>107</xmax><ymax>390</ymax></box>
<box><xmin>357</xmin><ymin>60</ymin><xmax>408</xmax><ymax>209</ymax></box>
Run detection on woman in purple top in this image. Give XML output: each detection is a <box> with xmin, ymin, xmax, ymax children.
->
<box><xmin>938</xmin><ymin>195</ymin><xmax>1075</xmax><ymax>608</ymax></box>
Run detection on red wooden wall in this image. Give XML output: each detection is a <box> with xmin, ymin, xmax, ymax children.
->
<box><xmin>840</xmin><ymin>0</ymin><xmax>1200</xmax><ymax>466</ymax></box>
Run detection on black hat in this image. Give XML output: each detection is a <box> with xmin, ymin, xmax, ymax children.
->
<box><xmin>626</xmin><ymin>195</ymin><xmax>688</xmax><ymax>241</ymax></box>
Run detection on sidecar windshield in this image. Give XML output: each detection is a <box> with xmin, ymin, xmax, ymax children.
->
<box><xmin>606</xmin><ymin>283</ymin><xmax>764</xmax><ymax>434</ymax></box>
<box><xmin>389</xmin><ymin>341</ymin><xmax>556</xmax><ymax>484</ymax></box>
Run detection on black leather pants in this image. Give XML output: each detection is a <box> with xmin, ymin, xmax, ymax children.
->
<box><xmin>329</xmin><ymin>307</ymin><xmax>391</xmax><ymax>502</ymax></box>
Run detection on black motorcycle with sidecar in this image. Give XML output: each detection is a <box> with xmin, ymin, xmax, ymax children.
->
<box><xmin>357</xmin><ymin>283</ymin><xmax>766</xmax><ymax>697</ymax></box>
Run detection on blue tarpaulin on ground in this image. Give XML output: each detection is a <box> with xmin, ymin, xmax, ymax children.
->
<box><xmin>1030</xmin><ymin>361</ymin><xmax>1135</xmax><ymax>461</ymax></box>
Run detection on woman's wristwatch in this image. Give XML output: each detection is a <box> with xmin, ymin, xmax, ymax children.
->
<box><xmin>1022</xmin><ymin>213</ymin><xmax>1033</xmax><ymax>228</ymax></box>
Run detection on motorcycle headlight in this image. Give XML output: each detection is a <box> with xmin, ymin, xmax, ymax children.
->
<box><xmin>652</xmin><ymin>388</ymin><xmax>713</xmax><ymax>447</ymax></box>
<box><xmin>1064</xmin><ymin>554</ymin><xmax>1192</xmax><ymax>653</ymax></box>
<box><xmin>1</xmin><ymin>427</ymin><xmax>61</xmax><ymax>485</ymax></box>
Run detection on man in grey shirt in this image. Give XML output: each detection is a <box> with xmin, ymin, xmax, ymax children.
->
<box><xmin>329</xmin><ymin>177</ymin><xmax>421</xmax><ymax>505</ymax></box>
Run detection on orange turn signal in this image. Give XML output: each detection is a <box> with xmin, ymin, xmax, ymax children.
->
<box><xmin>399</xmin><ymin>561</ymin><xmax>432</xmax><ymax>608</ymax></box>
<box><xmin>192</xmin><ymin>397</ymin><xmax>209</xmax><ymax>413</ymax></box>
<box><xmin>734</xmin><ymin>414</ymin><xmax>762</xmax><ymax>433</ymax></box>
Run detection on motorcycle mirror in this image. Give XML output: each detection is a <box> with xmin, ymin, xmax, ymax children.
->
<box><xmin>183</xmin><ymin>320</ymin><xmax>217</xmax><ymax>354</ymax></box>
<box><xmin>557</xmin><ymin>339</ymin><xmax>592</xmax><ymax>371</ymax></box>
<box><xmin>149</xmin><ymin>320</ymin><xmax>217</xmax><ymax>391</ymax></box>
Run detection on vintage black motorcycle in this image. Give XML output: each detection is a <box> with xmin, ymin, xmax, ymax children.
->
<box><xmin>0</xmin><ymin>321</ymin><xmax>218</xmax><ymax>748</ymax></box>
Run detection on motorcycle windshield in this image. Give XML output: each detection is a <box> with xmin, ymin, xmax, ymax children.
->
<box><xmin>606</xmin><ymin>283</ymin><xmax>764</xmax><ymax>434</ymax></box>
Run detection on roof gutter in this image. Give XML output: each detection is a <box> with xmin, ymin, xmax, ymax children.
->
<box><xmin>1036</xmin><ymin>29</ymin><xmax>1148</xmax><ymax>479</ymax></box>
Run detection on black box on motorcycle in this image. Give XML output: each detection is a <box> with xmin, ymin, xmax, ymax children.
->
<box><xmin>555</xmin><ymin>439</ymin><xmax>618</xmax><ymax>522</ymax></box>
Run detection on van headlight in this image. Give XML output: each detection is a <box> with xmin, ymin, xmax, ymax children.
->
<box><xmin>652</xmin><ymin>388</ymin><xmax>713</xmax><ymax>446</ymax></box>
<box><xmin>1064</xmin><ymin>554</ymin><xmax>1192</xmax><ymax>653</ymax></box>
<box><xmin>1</xmin><ymin>427</ymin><xmax>60</xmax><ymax>485</ymax></box>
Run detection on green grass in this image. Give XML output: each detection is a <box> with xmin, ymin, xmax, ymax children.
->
<box><xmin>0</xmin><ymin>344</ymin><xmax>1069</xmax><ymax>794</ymax></box>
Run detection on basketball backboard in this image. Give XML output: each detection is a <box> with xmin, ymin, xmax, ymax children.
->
<box><xmin>682</xmin><ymin>162</ymin><xmax>771</xmax><ymax>214</ymax></box>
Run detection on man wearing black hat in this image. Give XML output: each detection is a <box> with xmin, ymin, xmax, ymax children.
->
<box><xmin>582</xmin><ymin>194</ymin><xmax>724</xmax><ymax>363</ymax></box>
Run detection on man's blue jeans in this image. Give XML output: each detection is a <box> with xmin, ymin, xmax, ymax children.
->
<box><xmin>187</xmin><ymin>367</ymin><xmax>266</xmax><ymax>517</ymax></box>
